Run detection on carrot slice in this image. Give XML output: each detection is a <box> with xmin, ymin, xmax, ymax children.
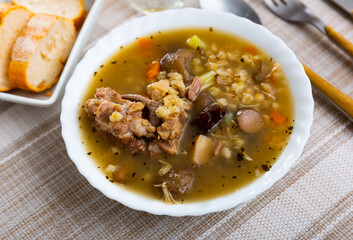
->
<box><xmin>246</xmin><ymin>45</ymin><xmax>257</xmax><ymax>54</ymax></box>
<box><xmin>270</xmin><ymin>111</ymin><xmax>286</xmax><ymax>125</ymax></box>
<box><xmin>138</xmin><ymin>37</ymin><xmax>152</xmax><ymax>48</ymax></box>
<box><xmin>146</xmin><ymin>60</ymin><xmax>160</xmax><ymax>79</ymax></box>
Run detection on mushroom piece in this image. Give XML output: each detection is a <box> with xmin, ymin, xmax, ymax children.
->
<box><xmin>161</xmin><ymin>168</ymin><xmax>194</xmax><ymax>195</ymax></box>
<box><xmin>160</xmin><ymin>48</ymin><xmax>194</xmax><ymax>84</ymax></box>
<box><xmin>121</xmin><ymin>94</ymin><xmax>162</xmax><ymax>127</ymax></box>
<box><xmin>193</xmin><ymin>92</ymin><xmax>215</xmax><ymax>114</ymax></box>
<box><xmin>254</xmin><ymin>60</ymin><xmax>270</xmax><ymax>83</ymax></box>
<box><xmin>237</xmin><ymin>109</ymin><xmax>264</xmax><ymax>134</ymax></box>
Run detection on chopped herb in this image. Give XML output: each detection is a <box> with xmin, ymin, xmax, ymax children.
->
<box><xmin>262</xmin><ymin>165</ymin><xmax>270</xmax><ymax>171</ymax></box>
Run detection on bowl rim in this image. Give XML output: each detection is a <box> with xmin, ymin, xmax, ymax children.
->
<box><xmin>61</xmin><ymin>8</ymin><xmax>314</xmax><ymax>216</ymax></box>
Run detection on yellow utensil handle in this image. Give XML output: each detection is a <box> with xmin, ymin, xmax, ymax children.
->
<box><xmin>325</xmin><ymin>25</ymin><xmax>353</xmax><ymax>57</ymax></box>
<box><xmin>302</xmin><ymin>64</ymin><xmax>353</xmax><ymax>121</ymax></box>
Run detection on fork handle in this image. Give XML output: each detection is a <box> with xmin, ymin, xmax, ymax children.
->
<box><xmin>302</xmin><ymin>63</ymin><xmax>353</xmax><ymax>121</ymax></box>
<box><xmin>325</xmin><ymin>25</ymin><xmax>353</xmax><ymax>58</ymax></box>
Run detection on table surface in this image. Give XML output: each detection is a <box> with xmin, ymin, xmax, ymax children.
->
<box><xmin>1</xmin><ymin>0</ymin><xmax>353</xmax><ymax>239</ymax></box>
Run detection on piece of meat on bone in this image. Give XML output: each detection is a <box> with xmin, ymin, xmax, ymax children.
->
<box><xmin>121</xmin><ymin>93</ymin><xmax>162</xmax><ymax>127</ymax></box>
<box><xmin>85</xmin><ymin>87</ymin><xmax>189</xmax><ymax>155</ymax></box>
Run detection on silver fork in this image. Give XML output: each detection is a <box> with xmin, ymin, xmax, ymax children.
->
<box><xmin>264</xmin><ymin>0</ymin><xmax>353</xmax><ymax>58</ymax></box>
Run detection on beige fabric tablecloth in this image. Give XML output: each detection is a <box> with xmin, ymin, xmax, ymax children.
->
<box><xmin>1</xmin><ymin>0</ymin><xmax>353</xmax><ymax>239</ymax></box>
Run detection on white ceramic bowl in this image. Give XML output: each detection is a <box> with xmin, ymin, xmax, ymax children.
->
<box><xmin>61</xmin><ymin>8</ymin><xmax>314</xmax><ymax>216</ymax></box>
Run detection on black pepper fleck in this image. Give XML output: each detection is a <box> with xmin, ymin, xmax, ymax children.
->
<box><xmin>87</xmin><ymin>152</ymin><xmax>92</xmax><ymax>155</ymax></box>
<box><xmin>262</xmin><ymin>165</ymin><xmax>270</xmax><ymax>171</ymax></box>
<box><xmin>237</xmin><ymin>153</ymin><xmax>244</xmax><ymax>161</ymax></box>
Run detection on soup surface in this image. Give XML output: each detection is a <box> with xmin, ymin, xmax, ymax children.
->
<box><xmin>79</xmin><ymin>28</ymin><xmax>295</xmax><ymax>204</ymax></box>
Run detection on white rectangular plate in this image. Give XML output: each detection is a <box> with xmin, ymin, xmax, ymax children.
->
<box><xmin>0</xmin><ymin>0</ymin><xmax>104</xmax><ymax>107</ymax></box>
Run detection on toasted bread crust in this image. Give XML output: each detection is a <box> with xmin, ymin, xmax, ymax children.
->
<box><xmin>9</xmin><ymin>14</ymin><xmax>76</xmax><ymax>92</ymax></box>
<box><xmin>12</xmin><ymin>0</ymin><xmax>84</xmax><ymax>28</ymax></box>
<box><xmin>0</xmin><ymin>3</ymin><xmax>31</xmax><ymax>91</ymax></box>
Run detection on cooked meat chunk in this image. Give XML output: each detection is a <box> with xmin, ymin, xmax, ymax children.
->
<box><xmin>194</xmin><ymin>104</ymin><xmax>226</xmax><ymax>133</ymax></box>
<box><xmin>254</xmin><ymin>60</ymin><xmax>270</xmax><ymax>83</ymax></box>
<box><xmin>237</xmin><ymin>109</ymin><xmax>264</xmax><ymax>134</ymax></box>
<box><xmin>160</xmin><ymin>49</ymin><xmax>194</xmax><ymax>84</ymax></box>
<box><xmin>161</xmin><ymin>168</ymin><xmax>194</xmax><ymax>195</ymax></box>
<box><xmin>146</xmin><ymin>79</ymin><xmax>170</xmax><ymax>101</ymax></box>
<box><xmin>121</xmin><ymin>94</ymin><xmax>161</xmax><ymax>126</ymax></box>
<box><xmin>85</xmin><ymin>87</ymin><xmax>190</xmax><ymax>155</ymax></box>
<box><xmin>95</xmin><ymin>87</ymin><xmax>124</xmax><ymax>103</ymax></box>
<box><xmin>111</xmin><ymin>164</ymin><xmax>131</xmax><ymax>183</ymax></box>
<box><xmin>187</xmin><ymin>76</ymin><xmax>203</xmax><ymax>101</ymax></box>
<box><xmin>150</xmin><ymin>139</ymin><xmax>179</xmax><ymax>155</ymax></box>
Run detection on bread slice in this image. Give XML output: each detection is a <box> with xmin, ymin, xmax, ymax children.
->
<box><xmin>0</xmin><ymin>3</ymin><xmax>31</xmax><ymax>91</ymax></box>
<box><xmin>9</xmin><ymin>14</ymin><xmax>76</xmax><ymax>92</ymax></box>
<box><xmin>12</xmin><ymin>0</ymin><xmax>85</xmax><ymax>28</ymax></box>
